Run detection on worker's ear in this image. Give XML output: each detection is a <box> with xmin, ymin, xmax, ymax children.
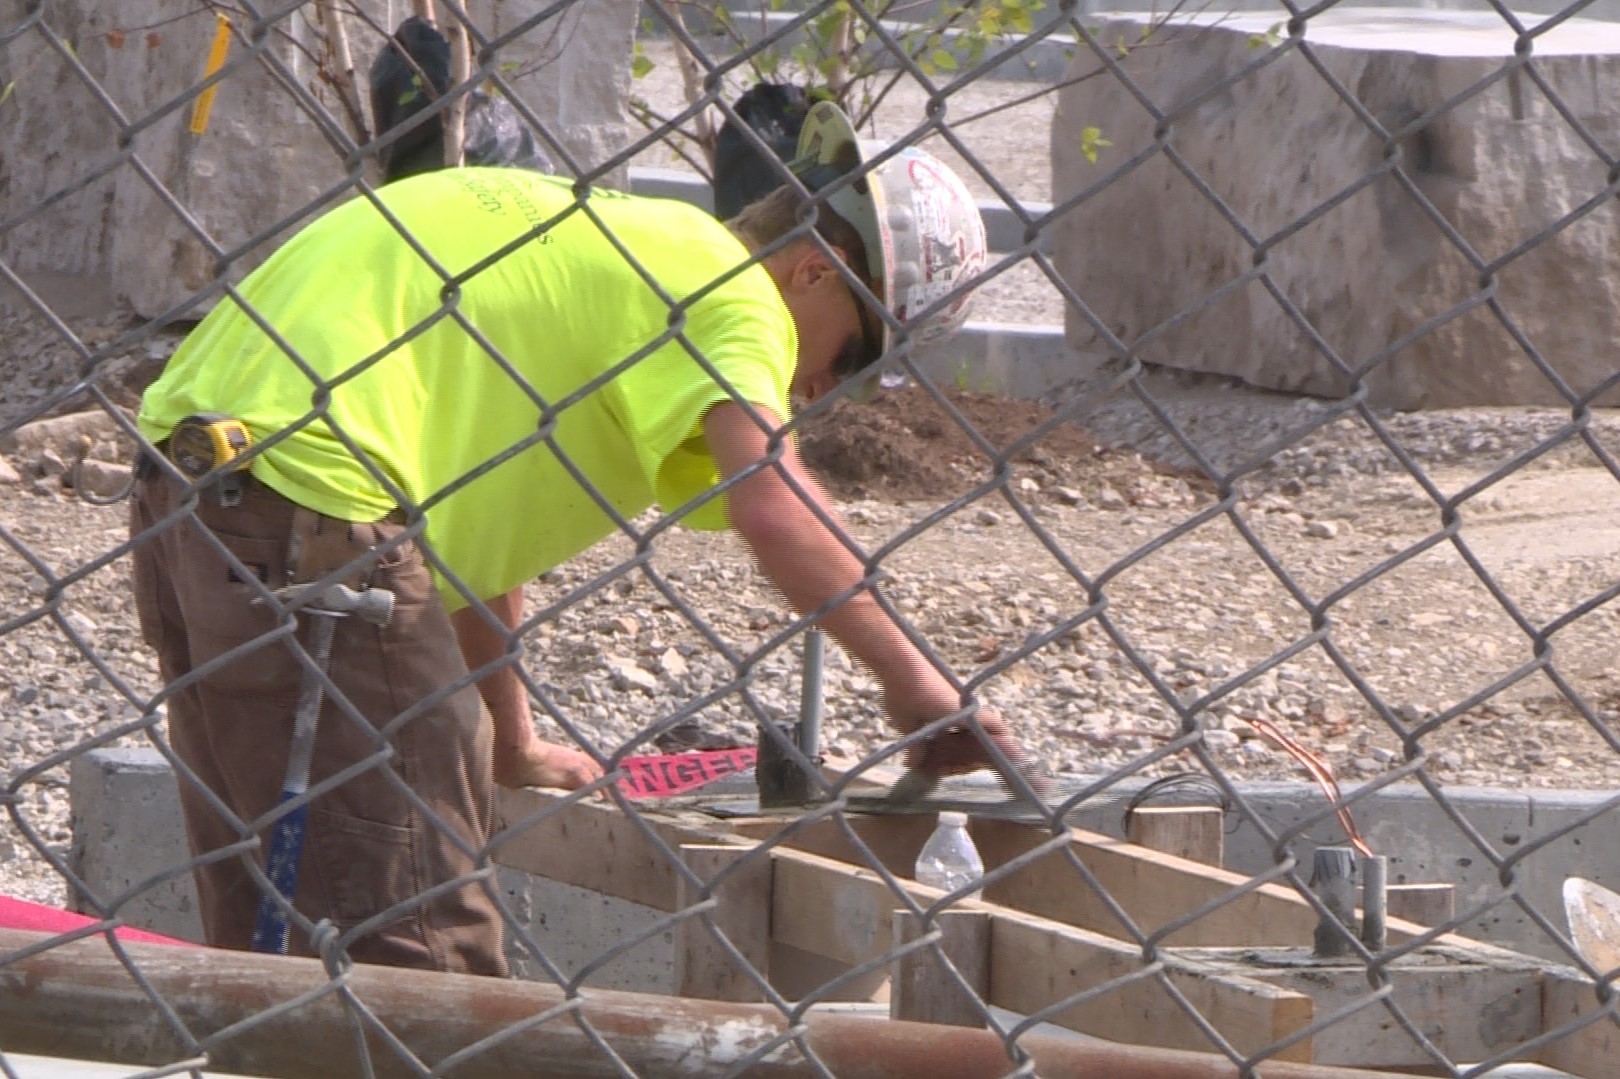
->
<box><xmin>785</xmin><ymin>240</ymin><xmax>847</xmax><ymax>293</ymax></box>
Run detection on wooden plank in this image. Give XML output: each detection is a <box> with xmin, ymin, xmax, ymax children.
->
<box><xmin>1175</xmin><ymin>946</ymin><xmax>1545</xmax><ymax>1069</ymax></box>
<box><xmin>492</xmin><ymin>787</ymin><xmax>741</xmax><ymax>911</ymax></box>
<box><xmin>747</xmin><ymin>812</ymin><xmax>1476</xmax><ymax>954</ymax></box>
<box><xmin>770</xmin><ymin>847</ymin><xmax>939</xmax><ymax>965</ymax></box>
<box><xmin>971</xmin><ymin>817</ymin><xmax>1323</xmax><ymax>947</ymax></box>
<box><xmin>1385</xmin><ymin>883</ymin><xmax>1455</xmax><ymax>928</ymax></box>
<box><xmin>673</xmin><ymin>844</ymin><xmax>774</xmax><ymax>1002</ymax></box>
<box><xmin>1126</xmin><ymin>806</ymin><xmax>1225</xmax><ymax>867</ymax></box>
<box><xmin>890</xmin><ymin>909</ymin><xmax>990</xmax><ymax>1027</ymax></box>
<box><xmin>989</xmin><ymin>911</ymin><xmax>1314</xmax><ymax>1062</ymax></box>
<box><xmin>729</xmin><ymin>812</ymin><xmax>933</xmax><ymax>877</ymax></box>
<box><xmin>1538</xmin><ymin>973</ymin><xmax>1620</xmax><ymax>1079</ymax></box>
<box><xmin>767</xmin><ymin>848</ymin><xmax>1313</xmax><ymax>1060</ymax></box>
<box><xmin>767</xmin><ymin>940</ymin><xmax>891</xmax><ymax>1002</ymax></box>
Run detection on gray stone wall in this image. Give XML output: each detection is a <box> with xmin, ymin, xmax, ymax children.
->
<box><xmin>0</xmin><ymin>1</ymin><xmax>637</xmax><ymax>320</ymax></box>
<box><xmin>1051</xmin><ymin>9</ymin><xmax>1620</xmax><ymax>409</ymax></box>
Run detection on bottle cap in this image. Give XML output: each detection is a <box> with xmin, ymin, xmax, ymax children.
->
<box><xmin>938</xmin><ymin>811</ymin><xmax>968</xmax><ymax>827</ymax></box>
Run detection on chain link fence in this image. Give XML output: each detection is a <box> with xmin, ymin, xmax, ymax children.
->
<box><xmin>2</xmin><ymin>0</ymin><xmax>1618</xmax><ymax>1076</ymax></box>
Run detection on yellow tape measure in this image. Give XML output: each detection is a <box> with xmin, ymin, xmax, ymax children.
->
<box><xmin>168</xmin><ymin>413</ymin><xmax>251</xmax><ymax>478</ymax></box>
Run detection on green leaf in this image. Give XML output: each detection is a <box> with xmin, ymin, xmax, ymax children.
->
<box><xmin>1247</xmin><ymin>21</ymin><xmax>1284</xmax><ymax>49</ymax></box>
<box><xmin>631</xmin><ymin>52</ymin><xmax>654</xmax><ymax>79</ymax></box>
<box><xmin>0</xmin><ymin>81</ymin><xmax>13</xmax><ymax>109</ymax></box>
<box><xmin>1079</xmin><ymin>125</ymin><xmax>1112</xmax><ymax>165</ymax></box>
<box><xmin>931</xmin><ymin>48</ymin><xmax>958</xmax><ymax>71</ymax></box>
<box><xmin>790</xmin><ymin>42</ymin><xmax>819</xmax><ymax>73</ymax></box>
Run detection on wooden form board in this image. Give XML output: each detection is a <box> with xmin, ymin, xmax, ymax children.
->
<box><xmin>1126</xmin><ymin>805</ymin><xmax>1226</xmax><ymax>867</ymax></box>
<box><xmin>494</xmin><ymin>791</ymin><xmax>1315</xmax><ymax>1057</ymax></box>
<box><xmin>891</xmin><ymin>909</ymin><xmax>990</xmax><ymax>1027</ymax></box>
<box><xmin>1537</xmin><ymin>973</ymin><xmax>1620</xmax><ymax>1079</ymax></box>
<box><xmin>989</xmin><ymin>910</ymin><xmax>1314</xmax><ymax>1062</ymax></box>
<box><xmin>494</xmin><ymin>787</ymin><xmax>743</xmax><ymax>910</ymax></box>
<box><xmin>1173</xmin><ymin>946</ymin><xmax>1546</xmax><ymax>1070</ymax></box>
<box><xmin>737</xmin><ymin>811</ymin><xmax>1412</xmax><ymax>950</ymax></box>
<box><xmin>673</xmin><ymin>844</ymin><xmax>773</xmax><ymax>1002</ymax></box>
<box><xmin>768</xmin><ymin>847</ymin><xmax>1316</xmax><ymax>1061</ymax></box>
<box><xmin>492</xmin><ymin>788</ymin><xmax>1573</xmax><ymax>1068</ymax></box>
<box><xmin>971</xmin><ymin>817</ymin><xmax>1327</xmax><ymax>948</ymax></box>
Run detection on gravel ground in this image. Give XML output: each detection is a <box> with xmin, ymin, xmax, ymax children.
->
<box><xmin>4</xmin><ymin>362</ymin><xmax>1620</xmax><ymax>909</ymax></box>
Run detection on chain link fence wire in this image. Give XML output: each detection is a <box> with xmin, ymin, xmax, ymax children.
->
<box><xmin>1</xmin><ymin>0</ymin><xmax>1618</xmax><ymax>1075</ymax></box>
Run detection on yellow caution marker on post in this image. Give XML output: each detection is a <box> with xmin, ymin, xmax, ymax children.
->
<box><xmin>188</xmin><ymin>13</ymin><xmax>233</xmax><ymax>136</ymax></box>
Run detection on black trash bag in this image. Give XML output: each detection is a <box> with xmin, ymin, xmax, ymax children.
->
<box><xmin>368</xmin><ymin>16</ymin><xmax>551</xmax><ymax>184</ymax></box>
<box><xmin>712</xmin><ymin>82</ymin><xmax>829</xmax><ymax>220</ymax></box>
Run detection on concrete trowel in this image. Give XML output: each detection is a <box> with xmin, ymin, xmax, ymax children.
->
<box><xmin>1564</xmin><ymin>876</ymin><xmax>1620</xmax><ymax>973</ymax></box>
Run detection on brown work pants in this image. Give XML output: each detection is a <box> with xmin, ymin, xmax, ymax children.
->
<box><xmin>130</xmin><ymin>472</ymin><xmax>506</xmax><ymax>975</ymax></box>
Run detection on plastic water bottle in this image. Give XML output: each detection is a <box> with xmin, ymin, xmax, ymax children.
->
<box><xmin>914</xmin><ymin>811</ymin><xmax>984</xmax><ymax>899</ymax></box>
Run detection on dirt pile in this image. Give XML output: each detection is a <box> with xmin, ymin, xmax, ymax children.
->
<box><xmin>799</xmin><ymin>385</ymin><xmax>1206</xmax><ymax>505</ymax></box>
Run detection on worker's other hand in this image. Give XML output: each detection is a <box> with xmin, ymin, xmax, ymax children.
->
<box><xmin>898</xmin><ymin>705</ymin><xmax>1053</xmax><ymax>798</ymax></box>
<box><xmin>494</xmin><ymin>740</ymin><xmax>604</xmax><ymax>791</ymax></box>
<box><xmin>900</xmin><ymin>704</ymin><xmax>1019</xmax><ymax>775</ymax></box>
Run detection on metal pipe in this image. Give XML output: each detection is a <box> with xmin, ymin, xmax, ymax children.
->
<box><xmin>0</xmin><ymin>929</ymin><xmax>1412</xmax><ymax>1079</ymax></box>
<box><xmin>1359</xmin><ymin>854</ymin><xmax>1388</xmax><ymax>952</ymax></box>
<box><xmin>1312</xmin><ymin>846</ymin><xmax>1358</xmax><ymax>959</ymax></box>
<box><xmin>758</xmin><ymin>629</ymin><xmax>826</xmax><ymax>807</ymax></box>
<box><xmin>797</xmin><ymin>627</ymin><xmax>825</xmax><ymax>762</ymax></box>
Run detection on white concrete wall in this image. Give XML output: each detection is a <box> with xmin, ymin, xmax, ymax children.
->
<box><xmin>1051</xmin><ymin>9</ymin><xmax>1620</xmax><ymax>408</ymax></box>
<box><xmin>0</xmin><ymin>1</ymin><xmax>638</xmax><ymax>320</ymax></box>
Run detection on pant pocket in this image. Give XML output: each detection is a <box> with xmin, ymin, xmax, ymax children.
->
<box><xmin>306</xmin><ymin>807</ymin><xmax>423</xmax><ymax>931</ymax></box>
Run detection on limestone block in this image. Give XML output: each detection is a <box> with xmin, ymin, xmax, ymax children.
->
<box><xmin>72</xmin><ymin>459</ymin><xmax>133</xmax><ymax>498</ymax></box>
<box><xmin>1051</xmin><ymin>9</ymin><xmax>1620</xmax><ymax>408</ymax></box>
<box><xmin>0</xmin><ymin>1</ymin><xmax>636</xmax><ymax>320</ymax></box>
<box><xmin>0</xmin><ymin>407</ymin><xmax>126</xmax><ymax>458</ymax></box>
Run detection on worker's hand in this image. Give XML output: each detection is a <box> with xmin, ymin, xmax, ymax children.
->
<box><xmin>902</xmin><ymin>704</ymin><xmax>1027</xmax><ymax>777</ymax></box>
<box><xmin>882</xmin><ymin>669</ymin><xmax>1050</xmax><ymax>795</ymax></box>
<box><xmin>494</xmin><ymin>739</ymin><xmax>604</xmax><ymax>792</ymax></box>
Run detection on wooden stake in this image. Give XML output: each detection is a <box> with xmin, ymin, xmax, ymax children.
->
<box><xmin>673</xmin><ymin>844</ymin><xmax>773</xmax><ymax>1002</ymax></box>
<box><xmin>315</xmin><ymin>0</ymin><xmax>368</xmax><ymax>144</ymax></box>
<box><xmin>890</xmin><ymin>908</ymin><xmax>990</xmax><ymax>1028</ymax></box>
<box><xmin>1126</xmin><ymin>805</ymin><xmax>1225</xmax><ymax>867</ymax></box>
<box><xmin>444</xmin><ymin>19</ymin><xmax>471</xmax><ymax>168</ymax></box>
<box><xmin>1385</xmin><ymin>883</ymin><xmax>1454</xmax><ymax>928</ymax></box>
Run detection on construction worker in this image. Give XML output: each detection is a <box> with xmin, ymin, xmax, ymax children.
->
<box><xmin>131</xmin><ymin>104</ymin><xmax>1029</xmax><ymax>975</ymax></box>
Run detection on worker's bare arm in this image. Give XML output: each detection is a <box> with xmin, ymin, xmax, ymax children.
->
<box><xmin>450</xmin><ymin>586</ymin><xmax>603</xmax><ymax>790</ymax></box>
<box><xmin>703</xmin><ymin>401</ymin><xmax>958</xmax><ymax>728</ymax></box>
<box><xmin>703</xmin><ymin>402</ymin><xmax>1034</xmax><ymax>782</ymax></box>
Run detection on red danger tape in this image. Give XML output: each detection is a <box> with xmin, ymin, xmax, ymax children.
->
<box><xmin>616</xmin><ymin>748</ymin><xmax>757</xmax><ymax>799</ymax></box>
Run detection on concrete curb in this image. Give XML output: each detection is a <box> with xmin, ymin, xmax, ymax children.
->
<box><xmin>627</xmin><ymin>165</ymin><xmax>1056</xmax><ymax>256</ymax></box>
<box><xmin>640</xmin><ymin>3</ymin><xmax>1078</xmax><ymax>83</ymax></box>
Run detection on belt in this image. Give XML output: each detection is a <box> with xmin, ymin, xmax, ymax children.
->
<box><xmin>138</xmin><ymin>440</ymin><xmax>408</xmax><ymax>525</ymax></box>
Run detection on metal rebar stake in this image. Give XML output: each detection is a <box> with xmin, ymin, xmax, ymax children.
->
<box><xmin>1359</xmin><ymin>854</ymin><xmax>1388</xmax><ymax>952</ymax></box>
<box><xmin>757</xmin><ymin>628</ymin><xmax>826</xmax><ymax>807</ymax></box>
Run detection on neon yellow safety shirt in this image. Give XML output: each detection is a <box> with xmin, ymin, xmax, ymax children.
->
<box><xmin>138</xmin><ymin>168</ymin><xmax>798</xmax><ymax>608</ymax></box>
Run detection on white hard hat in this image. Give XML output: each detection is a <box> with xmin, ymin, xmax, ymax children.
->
<box><xmin>792</xmin><ymin>102</ymin><xmax>988</xmax><ymax>356</ymax></box>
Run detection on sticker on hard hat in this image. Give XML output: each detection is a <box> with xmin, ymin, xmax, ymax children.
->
<box><xmin>901</xmin><ymin>155</ymin><xmax>985</xmax><ymax>335</ymax></box>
